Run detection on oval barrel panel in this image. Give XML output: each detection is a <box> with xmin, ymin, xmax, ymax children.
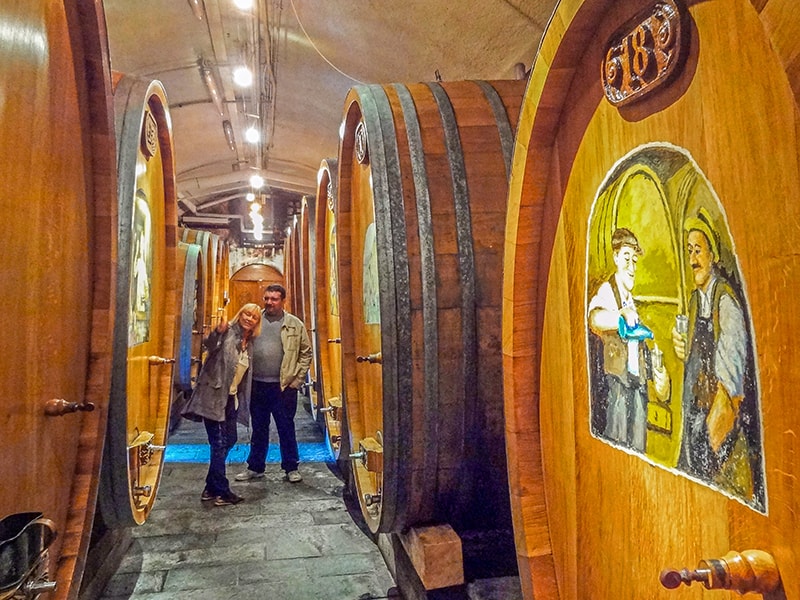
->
<box><xmin>504</xmin><ymin>0</ymin><xmax>800</xmax><ymax>597</ymax></box>
<box><xmin>0</xmin><ymin>1</ymin><xmax>116</xmax><ymax>596</ymax></box>
<box><xmin>100</xmin><ymin>78</ymin><xmax>178</xmax><ymax>527</ymax></box>
<box><xmin>298</xmin><ymin>195</ymin><xmax>322</xmax><ymax>421</ymax></box>
<box><xmin>314</xmin><ymin>158</ymin><xmax>346</xmax><ymax>460</ymax></box>
<box><xmin>338</xmin><ymin>80</ymin><xmax>524</xmax><ymax>538</ymax></box>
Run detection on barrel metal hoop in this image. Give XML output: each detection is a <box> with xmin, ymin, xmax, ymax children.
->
<box><xmin>428</xmin><ymin>81</ymin><xmax>479</xmax><ymax>422</ymax></box>
<box><xmin>393</xmin><ymin>83</ymin><xmax>440</xmax><ymax>520</ymax></box>
<box><xmin>474</xmin><ymin>80</ymin><xmax>515</xmax><ymax>180</ymax></box>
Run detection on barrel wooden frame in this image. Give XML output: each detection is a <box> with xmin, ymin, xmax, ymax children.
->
<box><xmin>338</xmin><ymin>81</ymin><xmax>523</xmax><ymax>535</ymax></box>
<box><xmin>503</xmin><ymin>0</ymin><xmax>800</xmax><ymax>597</ymax></box>
<box><xmin>0</xmin><ymin>2</ymin><xmax>117</xmax><ymax>597</ymax></box>
<box><xmin>100</xmin><ymin>77</ymin><xmax>177</xmax><ymax>528</ymax></box>
<box><xmin>313</xmin><ymin>158</ymin><xmax>347</xmax><ymax>460</ymax></box>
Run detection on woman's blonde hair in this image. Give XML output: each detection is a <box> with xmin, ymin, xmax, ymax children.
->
<box><xmin>230</xmin><ymin>302</ymin><xmax>263</xmax><ymax>337</ymax></box>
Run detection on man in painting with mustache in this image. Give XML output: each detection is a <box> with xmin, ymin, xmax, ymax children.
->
<box><xmin>588</xmin><ymin>228</ymin><xmax>669</xmax><ymax>452</ymax></box>
<box><xmin>672</xmin><ymin>208</ymin><xmax>756</xmax><ymax>501</ymax></box>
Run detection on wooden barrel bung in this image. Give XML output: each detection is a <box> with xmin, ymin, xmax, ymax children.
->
<box><xmin>314</xmin><ymin>158</ymin><xmax>347</xmax><ymax>460</ymax></box>
<box><xmin>100</xmin><ymin>77</ymin><xmax>178</xmax><ymax>528</ymax></box>
<box><xmin>338</xmin><ymin>80</ymin><xmax>523</xmax><ymax>538</ymax></box>
<box><xmin>0</xmin><ymin>1</ymin><xmax>117</xmax><ymax>596</ymax></box>
<box><xmin>503</xmin><ymin>0</ymin><xmax>799</xmax><ymax>597</ymax></box>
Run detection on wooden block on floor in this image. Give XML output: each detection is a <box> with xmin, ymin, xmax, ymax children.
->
<box><xmin>398</xmin><ymin>524</ymin><xmax>464</xmax><ymax>590</ymax></box>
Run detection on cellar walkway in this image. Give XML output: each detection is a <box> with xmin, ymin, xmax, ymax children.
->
<box><xmin>94</xmin><ymin>392</ymin><xmax>522</xmax><ymax>600</ymax></box>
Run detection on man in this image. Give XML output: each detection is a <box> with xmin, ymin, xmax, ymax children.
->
<box><xmin>588</xmin><ymin>228</ymin><xmax>669</xmax><ymax>451</ymax></box>
<box><xmin>236</xmin><ymin>284</ymin><xmax>312</xmax><ymax>483</ymax></box>
<box><xmin>671</xmin><ymin>209</ymin><xmax>756</xmax><ymax>500</ymax></box>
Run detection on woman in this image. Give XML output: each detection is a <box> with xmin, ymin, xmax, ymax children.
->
<box><xmin>182</xmin><ymin>303</ymin><xmax>262</xmax><ymax>506</ymax></box>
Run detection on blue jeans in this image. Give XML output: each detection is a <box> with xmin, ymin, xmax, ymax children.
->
<box><xmin>203</xmin><ymin>395</ymin><xmax>238</xmax><ymax>495</ymax></box>
<box><xmin>246</xmin><ymin>381</ymin><xmax>299</xmax><ymax>473</ymax></box>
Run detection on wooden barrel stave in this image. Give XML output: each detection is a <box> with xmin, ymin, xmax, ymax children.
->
<box><xmin>339</xmin><ymin>80</ymin><xmax>524</xmax><ymax>538</ymax></box>
<box><xmin>504</xmin><ymin>0</ymin><xmax>800</xmax><ymax>597</ymax></box>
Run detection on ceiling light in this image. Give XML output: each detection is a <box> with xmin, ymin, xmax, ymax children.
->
<box><xmin>245</xmin><ymin>126</ymin><xmax>260</xmax><ymax>144</ymax></box>
<box><xmin>233</xmin><ymin>0</ymin><xmax>254</xmax><ymax>9</ymax></box>
<box><xmin>250</xmin><ymin>174</ymin><xmax>264</xmax><ymax>189</ymax></box>
<box><xmin>246</xmin><ymin>192</ymin><xmax>255</xmax><ymax>202</ymax></box>
<box><xmin>233</xmin><ymin>66</ymin><xmax>253</xmax><ymax>87</ymax></box>
<box><xmin>250</xmin><ymin>202</ymin><xmax>261</xmax><ymax>213</ymax></box>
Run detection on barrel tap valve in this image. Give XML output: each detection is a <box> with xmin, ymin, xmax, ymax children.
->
<box><xmin>148</xmin><ymin>355</ymin><xmax>176</xmax><ymax>365</ymax></box>
<box><xmin>44</xmin><ymin>399</ymin><xmax>95</xmax><ymax>417</ymax></box>
<box><xmin>661</xmin><ymin>550</ymin><xmax>781</xmax><ymax>594</ymax></box>
<box><xmin>364</xmin><ymin>493</ymin><xmax>382</xmax><ymax>507</ymax></box>
<box><xmin>356</xmin><ymin>352</ymin><xmax>382</xmax><ymax>364</ymax></box>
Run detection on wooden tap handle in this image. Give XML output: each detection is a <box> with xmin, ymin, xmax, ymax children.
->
<box><xmin>661</xmin><ymin>550</ymin><xmax>781</xmax><ymax>594</ymax></box>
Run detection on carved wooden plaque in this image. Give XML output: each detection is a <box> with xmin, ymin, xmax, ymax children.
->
<box><xmin>602</xmin><ymin>0</ymin><xmax>683</xmax><ymax>107</ymax></box>
<box><xmin>141</xmin><ymin>109</ymin><xmax>158</xmax><ymax>159</ymax></box>
<box><xmin>355</xmin><ymin>120</ymin><xmax>369</xmax><ymax>165</ymax></box>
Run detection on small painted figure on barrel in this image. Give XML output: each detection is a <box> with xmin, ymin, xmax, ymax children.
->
<box><xmin>671</xmin><ymin>209</ymin><xmax>764</xmax><ymax>506</ymax></box>
<box><xmin>182</xmin><ymin>303</ymin><xmax>262</xmax><ymax>506</ymax></box>
<box><xmin>588</xmin><ymin>228</ymin><xmax>670</xmax><ymax>452</ymax></box>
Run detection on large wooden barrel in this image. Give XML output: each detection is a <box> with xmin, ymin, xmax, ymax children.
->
<box><xmin>283</xmin><ymin>214</ymin><xmax>302</xmax><ymax>314</ymax></box>
<box><xmin>338</xmin><ymin>80</ymin><xmax>524</xmax><ymax>539</ymax></box>
<box><xmin>182</xmin><ymin>228</ymin><xmax>226</xmax><ymax>332</ymax></box>
<box><xmin>298</xmin><ymin>195</ymin><xmax>322</xmax><ymax>420</ymax></box>
<box><xmin>503</xmin><ymin>0</ymin><xmax>800</xmax><ymax>597</ymax></box>
<box><xmin>0</xmin><ymin>1</ymin><xmax>116</xmax><ymax>596</ymax></box>
<box><xmin>99</xmin><ymin>77</ymin><xmax>178</xmax><ymax>528</ymax></box>
<box><xmin>174</xmin><ymin>242</ymin><xmax>203</xmax><ymax>394</ymax></box>
<box><xmin>314</xmin><ymin>158</ymin><xmax>347</xmax><ymax>460</ymax></box>
<box><xmin>168</xmin><ymin>241</ymin><xmax>204</xmax><ymax>432</ymax></box>
<box><xmin>214</xmin><ymin>238</ymin><xmax>231</xmax><ymax>319</ymax></box>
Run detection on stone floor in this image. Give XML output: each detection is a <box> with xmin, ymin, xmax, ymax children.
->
<box><xmin>97</xmin><ymin>394</ymin><xmax>400</xmax><ymax>600</ymax></box>
<box><xmin>96</xmin><ymin>393</ymin><xmax>523</xmax><ymax>600</ymax></box>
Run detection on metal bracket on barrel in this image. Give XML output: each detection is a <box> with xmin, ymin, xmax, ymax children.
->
<box><xmin>0</xmin><ymin>513</ymin><xmax>58</xmax><ymax>598</ymax></box>
<box><xmin>128</xmin><ymin>431</ymin><xmax>165</xmax><ymax>508</ymax></box>
<box><xmin>350</xmin><ymin>437</ymin><xmax>383</xmax><ymax>473</ymax></box>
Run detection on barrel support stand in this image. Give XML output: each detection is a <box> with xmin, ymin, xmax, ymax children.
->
<box><xmin>376</xmin><ymin>525</ymin><xmax>467</xmax><ymax>600</ymax></box>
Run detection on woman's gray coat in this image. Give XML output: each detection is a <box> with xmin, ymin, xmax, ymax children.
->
<box><xmin>182</xmin><ymin>322</ymin><xmax>253</xmax><ymax>425</ymax></box>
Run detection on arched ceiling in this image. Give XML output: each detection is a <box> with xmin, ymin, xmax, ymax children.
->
<box><xmin>103</xmin><ymin>0</ymin><xmax>558</xmax><ymax>246</ymax></box>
